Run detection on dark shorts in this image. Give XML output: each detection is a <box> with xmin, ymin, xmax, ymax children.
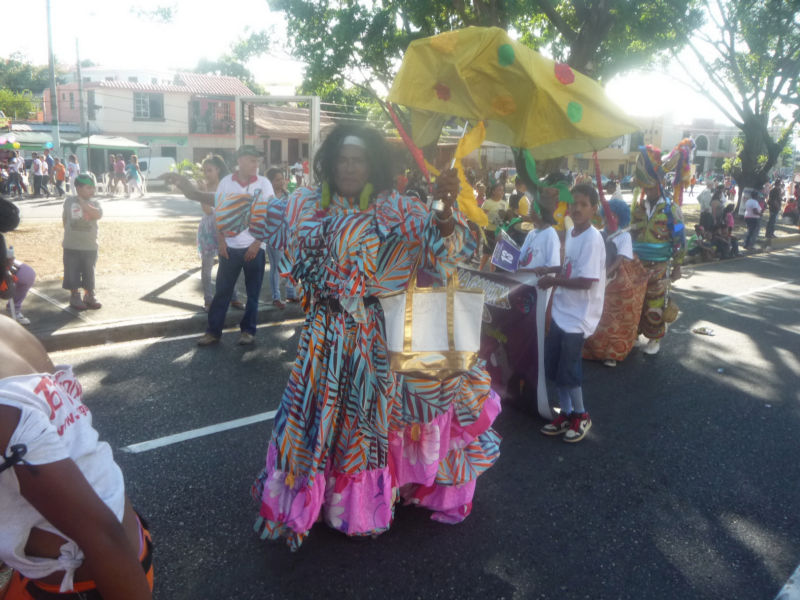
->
<box><xmin>62</xmin><ymin>248</ymin><xmax>97</xmax><ymax>291</ymax></box>
<box><xmin>544</xmin><ymin>319</ymin><xmax>585</xmax><ymax>388</ymax></box>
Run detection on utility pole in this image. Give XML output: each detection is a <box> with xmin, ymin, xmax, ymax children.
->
<box><xmin>46</xmin><ymin>0</ymin><xmax>61</xmax><ymax>156</ymax></box>
<box><xmin>76</xmin><ymin>39</ymin><xmax>89</xmax><ymax>173</ymax></box>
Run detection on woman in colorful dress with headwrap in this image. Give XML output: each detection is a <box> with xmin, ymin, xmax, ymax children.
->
<box><xmin>251</xmin><ymin>124</ymin><xmax>501</xmax><ymax>550</ymax></box>
<box><xmin>630</xmin><ymin>146</ymin><xmax>686</xmax><ymax>356</ymax></box>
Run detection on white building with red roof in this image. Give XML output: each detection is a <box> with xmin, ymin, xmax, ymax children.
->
<box><xmin>43</xmin><ymin>68</ymin><xmax>256</xmax><ymax>170</ymax></box>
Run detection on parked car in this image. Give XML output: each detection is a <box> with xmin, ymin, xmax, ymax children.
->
<box><xmin>591</xmin><ymin>175</ymin><xmax>610</xmax><ymax>188</ymax></box>
<box><xmin>138</xmin><ymin>156</ymin><xmax>177</xmax><ymax>189</ymax></box>
<box><xmin>620</xmin><ymin>175</ymin><xmax>634</xmax><ymax>190</ymax></box>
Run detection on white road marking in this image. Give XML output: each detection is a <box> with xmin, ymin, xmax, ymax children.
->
<box><xmin>29</xmin><ymin>287</ymin><xmax>95</xmax><ymax>323</ymax></box>
<box><xmin>717</xmin><ymin>279</ymin><xmax>798</xmax><ymax>304</ymax></box>
<box><xmin>775</xmin><ymin>562</ymin><xmax>800</xmax><ymax>600</ymax></box>
<box><xmin>49</xmin><ymin>317</ymin><xmax>305</xmax><ymax>357</ymax></box>
<box><xmin>121</xmin><ymin>409</ymin><xmax>278</xmax><ymax>454</ymax></box>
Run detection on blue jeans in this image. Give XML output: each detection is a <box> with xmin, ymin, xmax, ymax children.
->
<box><xmin>266</xmin><ymin>245</ymin><xmax>296</xmax><ymax>301</ymax></box>
<box><xmin>207</xmin><ymin>246</ymin><xmax>265</xmax><ymax>337</ymax></box>
<box><xmin>744</xmin><ymin>218</ymin><xmax>760</xmax><ymax>248</ymax></box>
<box><xmin>544</xmin><ymin>320</ymin><xmax>585</xmax><ymax>388</ymax></box>
<box><xmin>765</xmin><ymin>211</ymin><xmax>779</xmax><ymax>239</ymax></box>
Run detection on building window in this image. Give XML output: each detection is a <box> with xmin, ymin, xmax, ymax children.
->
<box><xmin>270</xmin><ymin>139</ymin><xmax>282</xmax><ymax>164</ymax></box>
<box><xmin>128</xmin><ymin>76</ymin><xmax>138</xmax><ymax>83</ymax></box>
<box><xmin>133</xmin><ymin>93</ymin><xmax>165</xmax><ymax>120</ymax></box>
<box><xmin>695</xmin><ymin>135</ymin><xmax>709</xmax><ymax>151</ymax></box>
<box><xmin>215</xmin><ymin>103</ymin><xmax>230</xmax><ymax>121</ymax></box>
<box><xmin>69</xmin><ymin>92</ymin><xmax>74</xmax><ymax>110</ymax></box>
<box><xmin>151</xmin><ymin>77</ymin><xmax>158</xmax><ymax>84</ymax></box>
<box><xmin>83</xmin><ymin>77</ymin><xmax>91</xmax><ymax>83</ymax></box>
<box><xmin>105</xmin><ymin>76</ymin><xmax>115</xmax><ymax>81</ymax></box>
<box><xmin>718</xmin><ymin>137</ymin><xmax>729</xmax><ymax>151</ymax></box>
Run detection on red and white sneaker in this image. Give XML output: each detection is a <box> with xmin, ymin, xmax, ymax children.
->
<box><xmin>540</xmin><ymin>412</ymin><xmax>572</xmax><ymax>436</ymax></box>
<box><xmin>563</xmin><ymin>412</ymin><xmax>592</xmax><ymax>443</ymax></box>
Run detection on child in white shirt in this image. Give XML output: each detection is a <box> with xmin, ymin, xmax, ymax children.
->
<box><xmin>532</xmin><ymin>184</ymin><xmax>606</xmax><ymax>443</ymax></box>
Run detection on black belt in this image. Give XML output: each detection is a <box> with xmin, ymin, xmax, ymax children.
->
<box><xmin>317</xmin><ymin>296</ymin><xmax>379</xmax><ymax>313</ymax></box>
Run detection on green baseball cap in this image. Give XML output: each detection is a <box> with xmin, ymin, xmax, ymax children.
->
<box><xmin>237</xmin><ymin>144</ymin><xmax>263</xmax><ymax>157</ymax></box>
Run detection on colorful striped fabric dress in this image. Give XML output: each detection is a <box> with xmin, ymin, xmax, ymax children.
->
<box><xmin>252</xmin><ymin>186</ymin><xmax>501</xmax><ymax>550</ymax></box>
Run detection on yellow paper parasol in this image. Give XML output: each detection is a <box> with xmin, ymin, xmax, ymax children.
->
<box><xmin>388</xmin><ymin>26</ymin><xmax>638</xmax><ymax>159</ymax></box>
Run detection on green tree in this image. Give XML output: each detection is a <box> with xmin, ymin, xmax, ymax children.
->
<box><xmin>678</xmin><ymin>0</ymin><xmax>799</xmax><ymax>206</ymax></box>
<box><xmin>270</xmin><ymin>0</ymin><xmax>700</xmax><ymax>98</ymax></box>
<box><xmin>194</xmin><ymin>28</ymin><xmax>273</xmax><ymax>94</ymax></box>
<box><xmin>0</xmin><ymin>89</ymin><xmax>36</xmax><ymax>120</ymax></box>
<box><xmin>0</xmin><ymin>53</ymin><xmax>56</xmax><ymax>95</ymax></box>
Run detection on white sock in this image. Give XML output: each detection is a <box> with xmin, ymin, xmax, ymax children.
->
<box><xmin>569</xmin><ymin>387</ymin><xmax>585</xmax><ymax>414</ymax></box>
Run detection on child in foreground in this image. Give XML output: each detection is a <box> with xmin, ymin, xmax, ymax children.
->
<box><xmin>532</xmin><ymin>184</ymin><xmax>606</xmax><ymax>443</ymax></box>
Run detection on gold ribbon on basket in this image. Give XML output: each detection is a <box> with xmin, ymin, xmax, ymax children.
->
<box><xmin>379</xmin><ymin>263</ymin><xmax>485</xmax><ymax>380</ymax></box>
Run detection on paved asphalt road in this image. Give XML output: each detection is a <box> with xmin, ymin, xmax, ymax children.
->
<box><xmin>50</xmin><ymin>247</ymin><xmax>799</xmax><ymax>600</ymax></box>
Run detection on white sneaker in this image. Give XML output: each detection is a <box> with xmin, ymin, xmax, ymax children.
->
<box><xmin>602</xmin><ymin>359</ymin><xmax>617</xmax><ymax>368</ymax></box>
<box><xmin>15</xmin><ymin>312</ymin><xmax>31</xmax><ymax>326</ymax></box>
<box><xmin>642</xmin><ymin>338</ymin><xmax>661</xmax><ymax>355</ymax></box>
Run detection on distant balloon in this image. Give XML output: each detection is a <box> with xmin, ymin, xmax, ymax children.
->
<box><xmin>0</xmin><ymin>137</ymin><xmax>6</xmax><ymax>145</ymax></box>
<box><xmin>44</xmin><ymin>141</ymin><xmax>54</xmax><ymax>149</ymax></box>
<box><xmin>12</xmin><ymin>142</ymin><xmax>20</xmax><ymax>149</ymax></box>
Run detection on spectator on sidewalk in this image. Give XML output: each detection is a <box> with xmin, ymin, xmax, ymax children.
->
<box><xmin>113</xmin><ymin>154</ymin><xmax>127</xmax><ymax>196</ymax></box>
<box><xmin>765</xmin><ymin>178</ymin><xmax>783</xmax><ymax>245</ymax></box>
<box><xmin>43</xmin><ymin>147</ymin><xmax>55</xmax><ymax>187</ymax></box>
<box><xmin>53</xmin><ymin>158</ymin><xmax>66</xmax><ymax>197</ymax></box>
<box><xmin>125</xmin><ymin>155</ymin><xmax>145</xmax><ymax>198</ymax></box>
<box><xmin>3</xmin><ymin>243</ymin><xmax>36</xmax><ymax>326</ymax></box>
<box><xmin>697</xmin><ymin>180</ymin><xmax>714</xmax><ymax>230</ymax></box>
<box><xmin>196</xmin><ymin>145</ymin><xmax>273</xmax><ymax>346</ymax></box>
<box><xmin>31</xmin><ymin>153</ymin><xmax>48</xmax><ymax>198</ymax></box>
<box><xmin>67</xmin><ymin>154</ymin><xmax>80</xmax><ymax>194</ymax></box>
<box><xmin>7</xmin><ymin>151</ymin><xmax>27</xmax><ymax>198</ymax></box>
<box><xmin>742</xmin><ymin>189</ymin><xmax>762</xmax><ymax>250</ymax></box>
<box><xmin>164</xmin><ymin>155</ymin><xmax>245</xmax><ymax>312</ymax></box>
<box><xmin>107</xmin><ymin>154</ymin><xmax>117</xmax><ymax>195</ymax></box>
<box><xmin>62</xmin><ymin>174</ymin><xmax>103</xmax><ymax>311</ymax></box>
<box><xmin>265</xmin><ymin>168</ymin><xmax>299</xmax><ymax>308</ymax></box>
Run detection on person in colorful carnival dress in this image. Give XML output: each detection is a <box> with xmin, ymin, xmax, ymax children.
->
<box><xmin>583</xmin><ymin>198</ymin><xmax>649</xmax><ymax>367</ymax></box>
<box><xmin>630</xmin><ymin>147</ymin><xmax>686</xmax><ymax>356</ymax></box>
<box><xmin>251</xmin><ymin>124</ymin><xmax>501</xmax><ymax>550</ymax></box>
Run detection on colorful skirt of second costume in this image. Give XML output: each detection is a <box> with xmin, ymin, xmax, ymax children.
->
<box><xmin>251</xmin><ymin>301</ymin><xmax>501</xmax><ymax>551</ymax></box>
<box><xmin>583</xmin><ymin>258</ymin><xmax>649</xmax><ymax>361</ymax></box>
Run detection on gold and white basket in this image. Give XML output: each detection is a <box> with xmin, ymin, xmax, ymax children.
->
<box><xmin>379</xmin><ymin>268</ymin><xmax>485</xmax><ymax>380</ymax></box>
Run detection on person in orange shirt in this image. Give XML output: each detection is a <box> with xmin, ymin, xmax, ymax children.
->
<box><xmin>53</xmin><ymin>158</ymin><xmax>67</xmax><ymax>197</ymax></box>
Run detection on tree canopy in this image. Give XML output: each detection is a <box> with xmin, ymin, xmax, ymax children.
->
<box><xmin>679</xmin><ymin>0</ymin><xmax>800</xmax><ymax>193</ymax></box>
<box><xmin>0</xmin><ymin>89</ymin><xmax>36</xmax><ymax>120</ymax></box>
<box><xmin>194</xmin><ymin>28</ymin><xmax>273</xmax><ymax>94</ymax></box>
<box><xmin>0</xmin><ymin>53</ymin><xmax>57</xmax><ymax>95</ymax></box>
<box><xmin>269</xmin><ymin>0</ymin><xmax>701</xmax><ymax>103</ymax></box>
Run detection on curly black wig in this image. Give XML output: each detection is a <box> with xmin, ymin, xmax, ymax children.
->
<box><xmin>314</xmin><ymin>123</ymin><xmax>395</xmax><ymax>195</ymax></box>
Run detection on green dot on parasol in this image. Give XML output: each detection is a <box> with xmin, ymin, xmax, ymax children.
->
<box><xmin>498</xmin><ymin>44</ymin><xmax>515</xmax><ymax>66</ymax></box>
<box><xmin>567</xmin><ymin>101</ymin><xmax>583</xmax><ymax>123</ymax></box>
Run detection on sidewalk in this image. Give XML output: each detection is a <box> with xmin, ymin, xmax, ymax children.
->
<box><xmin>15</xmin><ymin>267</ymin><xmax>304</xmax><ymax>352</ymax></box>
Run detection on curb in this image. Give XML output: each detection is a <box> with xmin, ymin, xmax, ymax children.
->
<box><xmin>39</xmin><ymin>305</ymin><xmax>304</xmax><ymax>353</ymax></box>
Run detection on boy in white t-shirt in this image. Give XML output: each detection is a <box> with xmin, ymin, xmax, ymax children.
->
<box><xmin>532</xmin><ymin>184</ymin><xmax>606</xmax><ymax>443</ymax></box>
